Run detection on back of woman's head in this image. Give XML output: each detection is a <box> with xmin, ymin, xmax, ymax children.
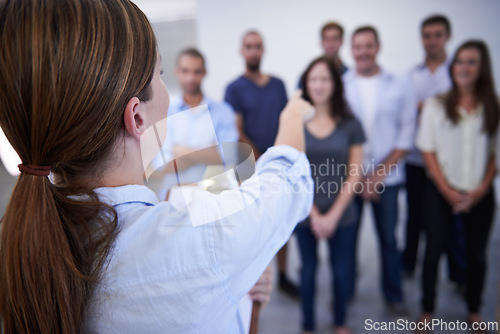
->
<box><xmin>0</xmin><ymin>0</ymin><xmax>157</xmax><ymax>332</ymax></box>
<box><xmin>445</xmin><ymin>40</ymin><xmax>499</xmax><ymax>135</ymax></box>
<box><xmin>300</xmin><ymin>56</ymin><xmax>352</xmax><ymax>121</ymax></box>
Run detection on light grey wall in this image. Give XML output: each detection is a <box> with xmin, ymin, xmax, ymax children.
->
<box><xmin>196</xmin><ymin>0</ymin><xmax>500</xmax><ymax>100</ymax></box>
<box><xmin>153</xmin><ymin>19</ymin><xmax>197</xmax><ymax>98</ymax></box>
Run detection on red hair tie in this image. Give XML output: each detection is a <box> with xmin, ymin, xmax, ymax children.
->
<box><xmin>18</xmin><ymin>164</ymin><xmax>51</xmax><ymax>176</ymax></box>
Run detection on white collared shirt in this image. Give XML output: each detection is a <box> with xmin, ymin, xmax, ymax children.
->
<box><xmin>406</xmin><ymin>60</ymin><xmax>452</xmax><ymax>166</ymax></box>
<box><xmin>416</xmin><ymin>97</ymin><xmax>496</xmax><ymax>191</ymax></box>
<box><xmin>84</xmin><ymin>145</ymin><xmax>313</xmax><ymax>334</ymax></box>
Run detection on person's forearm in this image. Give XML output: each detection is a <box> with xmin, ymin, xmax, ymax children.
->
<box><xmin>422</xmin><ymin>151</ymin><xmax>452</xmax><ymax>194</ymax></box>
<box><xmin>370</xmin><ymin>149</ymin><xmax>407</xmax><ymax>181</ymax></box>
<box><xmin>274</xmin><ymin>110</ymin><xmax>304</xmax><ymax>152</ymax></box>
<box><xmin>310</xmin><ymin>203</ymin><xmax>321</xmax><ymax>216</ymax></box>
<box><xmin>186</xmin><ymin>146</ymin><xmax>223</xmax><ymax>165</ymax></box>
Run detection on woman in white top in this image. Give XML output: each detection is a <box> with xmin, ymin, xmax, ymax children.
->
<box><xmin>0</xmin><ymin>0</ymin><xmax>314</xmax><ymax>333</ymax></box>
<box><xmin>416</xmin><ymin>40</ymin><xmax>499</xmax><ymax>329</ymax></box>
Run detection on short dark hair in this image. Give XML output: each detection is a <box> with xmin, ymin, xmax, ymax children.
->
<box><xmin>352</xmin><ymin>25</ymin><xmax>379</xmax><ymax>44</ymax></box>
<box><xmin>421</xmin><ymin>15</ymin><xmax>451</xmax><ymax>35</ymax></box>
<box><xmin>321</xmin><ymin>21</ymin><xmax>344</xmax><ymax>39</ymax></box>
<box><xmin>177</xmin><ymin>47</ymin><xmax>205</xmax><ymax>68</ymax></box>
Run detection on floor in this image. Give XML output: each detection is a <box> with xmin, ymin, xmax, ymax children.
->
<box><xmin>0</xmin><ymin>163</ymin><xmax>498</xmax><ymax>333</ymax></box>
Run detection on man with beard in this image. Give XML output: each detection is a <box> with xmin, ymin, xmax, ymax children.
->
<box><xmin>224</xmin><ymin>30</ymin><xmax>297</xmax><ymax>299</ymax></box>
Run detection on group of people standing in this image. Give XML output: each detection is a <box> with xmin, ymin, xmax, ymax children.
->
<box><xmin>159</xmin><ymin>14</ymin><xmax>499</xmax><ymax>334</ymax></box>
<box><xmin>0</xmin><ymin>0</ymin><xmax>497</xmax><ymax>332</ymax></box>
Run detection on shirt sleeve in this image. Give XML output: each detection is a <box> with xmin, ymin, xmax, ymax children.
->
<box><xmin>394</xmin><ymin>75</ymin><xmax>418</xmax><ymax>150</ymax></box>
<box><xmin>416</xmin><ymin>98</ymin><xmax>439</xmax><ymax>152</ymax></box>
<box><xmin>348</xmin><ymin>117</ymin><xmax>366</xmax><ymax>146</ymax></box>
<box><xmin>192</xmin><ymin>145</ymin><xmax>313</xmax><ymax>303</ymax></box>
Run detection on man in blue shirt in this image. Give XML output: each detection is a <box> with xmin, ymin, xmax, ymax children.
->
<box><xmin>224</xmin><ymin>30</ymin><xmax>297</xmax><ymax>299</ymax></box>
<box><xmin>224</xmin><ymin>30</ymin><xmax>287</xmax><ymax>159</ymax></box>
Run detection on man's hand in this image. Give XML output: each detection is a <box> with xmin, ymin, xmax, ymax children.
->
<box><xmin>358</xmin><ymin>176</ymin><xmax>384</xmax><ymax>202</ymax></box>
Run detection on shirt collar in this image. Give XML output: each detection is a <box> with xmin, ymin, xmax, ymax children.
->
<box><xmin>417</xmin><ymin>57</ymin><xmax>451</xmax><ymax>71</ymax></box>
<box><xmin>95</xmin><ymin>184</ymin><xmax>159</xmax><ymax>207</ymax></box>
<box><xmin>174</xmin><ymin>95</ymin><xmax>212</xmax><ymax>112</ymax></box>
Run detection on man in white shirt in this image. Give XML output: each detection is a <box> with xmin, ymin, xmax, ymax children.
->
<box><xmin>404</xmin><ymin>15</ymin><xmax>466</xmax><ymax>289</ymax></box>
<box><xmin>343</xmin><ymin>26</ymin><xmax>416</xmax><ymax>317</ymax></box>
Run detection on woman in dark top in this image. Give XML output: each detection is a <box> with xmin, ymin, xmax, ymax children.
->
<box><xmin>295</xmin><ymin>57</ymin><xmax>365</xmax><ymax>334</ymax></box>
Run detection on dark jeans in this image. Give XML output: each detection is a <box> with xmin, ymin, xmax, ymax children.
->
<box><xmin>404</xmin><ymin>164</ymin><xmax>466</xmax><ymax>283</ymax></box>
<box><xmin>354</xmin><ymin>184</ymin><xmax>403</xmax><ymax>303</ymax></box>
<box><xmin>422</xmin><ymin>181</ymin><xmax>494</xmax><ymax>313</ymax></box>
<box><xmin>295</xmin><ymin>222</ymin><xmax>357</xmax><ymax>330</ymax></box>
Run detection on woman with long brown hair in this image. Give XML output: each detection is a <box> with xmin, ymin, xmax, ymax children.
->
<box><xmin>0</xmin><ymin>0</ymin><xmax>314</xmax><ymax>332</ymax></box>
<box><xmin>416</xmin><ymin>40</ymin><xmax>499</xmax><ymax>330</ymax></box>
<box><xmin>295</xmin><ymin>56</ymin><xmax>365</xmax><ymax>334</ymax></box>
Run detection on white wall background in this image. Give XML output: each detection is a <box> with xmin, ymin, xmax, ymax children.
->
<box><xmin>196</xmin><ymin>0</ymin><xmax>500</xmax><ymax>100</ymax></box>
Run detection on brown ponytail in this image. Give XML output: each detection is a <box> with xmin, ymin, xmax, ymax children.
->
<box><xmin>0</xmin><ymin>0</ymin><xmax>157</xmax><ymax>332</ymax></box>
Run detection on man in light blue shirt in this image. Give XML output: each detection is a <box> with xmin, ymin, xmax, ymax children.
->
<box><xmin>166</xmin><ymin>48</ymin><xmax>239</xmax><ymax>164</ymax></box>
<box><xmin>168</xmin><ymin>48</ymin><xmax>238</xmax><ymax>145</ymax></box>
<box><xmin>150</xmin><ymin>48</ymin><xmax>239</xmax><ymax>196</ymax></box>
<box><xmin>343</xmin><ymin>26</ymin><xmax>417</xmax><ymax>316</ymax></box>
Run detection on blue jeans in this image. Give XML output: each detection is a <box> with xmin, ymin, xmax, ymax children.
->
<box><xmin>354</xmin><ymin>184</ymin><xmax>403</xmax><ymax>303</ymax></box>
<box><xmin>295</xmin><ymin>222</ymin><xmax>357</xmax><ymax>331</ymax></box>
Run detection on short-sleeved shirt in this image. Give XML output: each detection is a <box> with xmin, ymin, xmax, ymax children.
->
<box><xmin>416</xmin><ymin>97</ymin><xmax>496</xmax><ymax>192</ymax></box>
<box><xmin>224</xmin><ymin>75</ymin><xmax>288</xmax><ymax>154</ymax></box>
<box><xmin>149</xmin><ymin>96</ymin><xmax>239</xmax><ymax>196</ymax></box>
<box><xmin>301</xmin><ymin>117</ymin><xmax>365</xmax><ymax>228</ymax></box>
